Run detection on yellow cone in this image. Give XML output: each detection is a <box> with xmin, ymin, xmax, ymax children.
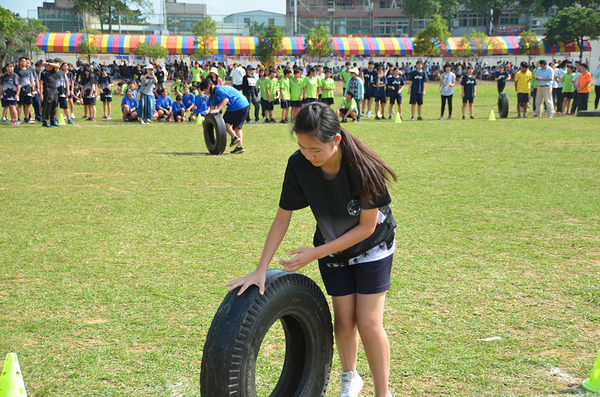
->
<box><xmin>488</xmin><ymin>110</ymin><xmax>496</xmax><ymax>121</ymax></box>
<box><xmin>59</xmin><ymin>114</ymin><xmax>66</xmax><ymax>125</ymax></box>
<box><xmin>583</xmin><ymin>348</ymin><xmax>600</xmax><ymax>393</ymax></box>
<box><xmin>196</xmin><ymin>114</ymin><xmax>203</xmax><ymax>125</ymax></box>
<box><xmin>0</xmin><ymin>353</ymin><xmax>28</xmax><ymax>397</ymax></box>
<box><xmin>394</xmin><ymin>112</ymin><xmax>401</xmax><ymax>123</ymax></box>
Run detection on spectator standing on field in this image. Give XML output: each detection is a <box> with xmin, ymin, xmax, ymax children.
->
<box><xmin>534</xmin><ymin>60</ymin><xmax>555</xmax><ymax>118</ymax></box>
<box><xmin>514</xmin><ymin>61</ymin><xmax>532</xmax><ymax>118</ymax></box>
<box><xmin>408</xmin><ymin>60</ymin><xmax>428</xmax><ymax>121</ymax></box>
<box><xmin>138</xmin><ymin>65</ymin><xmax>157</xmax><ymax>125</ymax></box>
<box><xmin>575</xmin><ymin>62</ymin><xmax>592</xmax><ymax>112</ymax></box>
<box><xmin>344</xmin><ymin>68</ymin><xmax>364</xmax><ymax>122</ymax></box>
<box><xmin>439</xmin><ymin>63</ymin><xmax>455</xmax><ymax>120</ymax></box>
<box><xmin>460</xmin><ymin>65</ymin><xmax>477</xmax><ymax>119</ymax></box>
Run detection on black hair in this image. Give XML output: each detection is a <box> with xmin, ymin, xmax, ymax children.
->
<box><xmin>284</xmin><ymin>68</ymin><xmax>292</xmax><ymax>76</ymax></box>
<box><xmin>520</xmin><ymin>61</ymin><xmax>528</xmax><ymax>68</ymax></box>
<box><xmin>291</xmin><ymin>102</ymin><xmax>396</xmax><ymax>203</ymax></box>
<box><xmin>444</xmin><ymin>63</ymin><xmax>452</xmax><ymax>70</ymax></box>
<box><xmin>199</xmin><ymin>78</ymin><xmax>214</xmax><ymax>92</ymax></box>
<box><xmin>346</xmin><ymin>91</ymin><xmax>354</xmax><ymax>98</ymax></box>
<box><xmin>176</xmin><ymin>94</ymin><xmax>182</xmax><ymax>101</ymax></box>
<box><xmin>581</xmin><ymin>62</ymin><xmax>589</xmax><ymax>69</ymax></box>
<box><xmin>539</xmin><ymin>59</ymin><xmax>547</xmax><ymax>65</ymax></box>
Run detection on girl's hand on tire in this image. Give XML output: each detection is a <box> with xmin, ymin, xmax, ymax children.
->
<box><xmin>280</xmin><ymin>247</ymin><xmax>318</xmax><ymax>273</ymax></box>
<box><xmin>226</xmin><ymin>270</ymin><xmax>266</xmax><ymax>295</ymax></box>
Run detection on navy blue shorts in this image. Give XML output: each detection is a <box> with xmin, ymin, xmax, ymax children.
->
<box><xmin>462</xmin><ymin>97</ymin><xmax>474</xmax><ymax>104</ymax></box>
<box><xmin>280</xmin><ymin>100</ymin><xmax>290</xmax><ymax>109</ymax></box>
<box><xmin>389</xmin><ymin>95</ymin><xmax>401</xmax><ymax>105</ymax></box>
<box><xmin>365</xmin><ymin>91</ymin><xmax>375</xmax><ymax>100</ymax></box>
<box><xmin>290</xmin><ymin>100</ymin><xmax>302</xmax><ymax>108</ymax></box>
<box><xmin>58</xmin><ymin>97</ymin><xmax>68</xmax><ymax>109</ymax></box>
<box><xmin>84</xmin><ymin>96</ymin><xmax>97</xmax><ymax>105</ymax></box>
<box><xmin>100</xmin><ymin>94</ymin><xmax>112</xmax><ymax>102</ymax></box>
<box><xmin>261</xmin><ymin>98</ymin><xmax>273</xmax><ymax>111</ymax></box>
<box><xmin>320</xmin><ymin>97</ymin><xmax>334</xmax><ymax>105</ymax></box>
<box><xmin>375</xmin><ymin>95</ymin><xmax>386</xmax><ymax>104</ymax></box>
<box><xmin>223</xmin><ymin>106</ymin><xmax>249</xmax><ymax>130</ymax></box>
<box><xmin>3</xmin><ymin>99</ymin><xmax>16</xmax><ymax>107</ymax></box>
<box><xmin>409</xmin><ymin>93</ymin><xmax>423</xmax><ymax>105</ymax></box>
<box><xmin>19</xmin><ymin>95</ymin><xmax>33</xmax><ymax>105</ymax></box>
<box><xmin>318</xmin><ymin>254</ymin><xmax>393</xmax><ymax>296</ymax></box>
<box><xmin>305</xmin><ymin>98</ymin><xmax>317</xmax><ymax>104</ymax></box>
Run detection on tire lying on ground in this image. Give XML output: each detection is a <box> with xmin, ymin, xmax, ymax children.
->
<box><xmin>201</xmin><ymin>269</ymin><xmax>333</xmax><ymax>397</ymax></box>
<box><xmin>576</xmin><ymin>110</ymin><xmax>600</xmax><ymax>117</ymax></box>
<box><xmin>498</xmin><ymin>92</ymin><xmax>509</xmax><ymax>118</ymax></box>
<box><xmin>203</xmin><ymin>113</ymin><xmax>228</xmax><ymax>155</ymax></box>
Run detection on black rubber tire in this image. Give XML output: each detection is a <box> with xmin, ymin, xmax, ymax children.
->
<box><xmin>576</xmin><ymin>110</ymin><xmax>600</xmax><ymax>117</ymax></box>
<box><xmin>203</xmin><ymin>113</ymin><xmax>228</xmax><ymax>155</ymax></box>
<box><xmin>498</xmin><ymin>92</ymin><xmax>509</xmax><ymax>118</ymax></box>
<box><xmin>200</xmin><ymin>269</ymin><xmax>333</xmax><ymax>397</ymax></box>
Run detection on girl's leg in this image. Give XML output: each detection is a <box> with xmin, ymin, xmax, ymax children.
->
<box><xmin>357</xmin><ymin>292</ymin><xmax>390</xmax><ymax>397</ymax></box>
<box><xmin>462</xmin><ymin>103</ymin><xmax>466</xmax><ymax>117</ymax></box>
<box><xmin>441</xmin><ymin>96</ymin><xmax>446</xmax><ymax>117</ymax></box>
<box><xmin>332</xmin><ymin>294</ymin><xmax>359</xmax><ymax>374</ymax></box>
<box><xmin>108</xmin><ymin>102</ymin><xmax>112</xmax><ymax>117</ymax></box>
<box><xmin>448</xmin><ymin>95</ymin><xmax>453</xmax><ymax>117</ymax></box>
<box><xmin>469</xmin><ymin>102</ymin><xmax>474</xmax><ymax>117</ymax></box>
<box><xmin>398</xmin><ymin>104</ymin><xmax>402</xmax><ymax>118</ymax></box>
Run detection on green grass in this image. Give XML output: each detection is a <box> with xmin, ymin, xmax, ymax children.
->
<box><xmin>1</xmin><ymin>82</ymin><xmax>599</xmax><ymax>396</ymax></box>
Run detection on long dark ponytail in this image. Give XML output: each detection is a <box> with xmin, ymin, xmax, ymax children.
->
<box><xmin>292</xmin><ymin>102</ymin><xmax>397</xmax><ymax>203</ymax></box>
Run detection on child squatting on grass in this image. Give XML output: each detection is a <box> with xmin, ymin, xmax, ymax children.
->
<box><xmin>227</xmin><ymin>102</ymin><xmax>397</xmax><ymax>397</ymax></box>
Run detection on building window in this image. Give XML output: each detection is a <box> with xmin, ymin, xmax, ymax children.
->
<box><xmin>244</xmin><ymin>17</ymin><xmax>251</xmax><ymax>25</ymax></box>
<box><xmin>269</xmin><ymin>18</ymin><xmax>275</xmax><ymax>25</ymax></box>
<box><xmin>380</xmin><ymin>1</ymin><xmax>390</xmax><ymax>7</ymax></box>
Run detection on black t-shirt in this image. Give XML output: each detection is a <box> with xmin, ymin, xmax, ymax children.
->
<box><xmin>279</xmin><ymin>150</ymin><xmax>396</xmax><ymax>266</ymax></box>
<box><xmin>156</xmin><ymin>70</ymin><xmax>165</xmax><ymax>84</ymax></box>
<box><xmin>15</xmin><ymin>67</ymin><xmax>35</xmax><ymax>95</ymax></box>
<box><xmin>40</xmin><ymin>69</ymin><xmax>58</xmax><ymax>97</ymax></box>
<box><xmin>98</xmin><ymin>75</ymin><xmax>112</xmax><ymax>97</ymax></box>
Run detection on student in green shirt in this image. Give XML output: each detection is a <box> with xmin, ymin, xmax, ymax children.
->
<box><xmin>218</xmin><ymin>63</ymin><xmax>226</xmax><ymax>81</ymax></box>
<box><xmin>561</xmin><ymin>65</ymin><xmax>576</xmax><ymax>114</ymax></box>
<box><xmin>266</xmin><ymin>69</ymin><xmax>278</xmax><ymax>123</ymax></box>
<box><xmin>190</xmin><ymin>62</ymin><xmax>203</xmax><ymax>84</ymax></box>
<box><xmin>279</xmin><ymin>68</ymin><xmax>292</xmax><ymax>123</ymax></box>
<box><xmin>319</xmin><ymin>68</ymin><xmax>335</xmax><ymax>107</ymax></box>
<box><xmin>304</xmin><ymin>67</ymin><xmax>320</xmax><ymax>104</ymax></box>
<box><xmin>256</xmin><ymin>68</ymin><xmax>270</xmax><ymax>122</ymax></box>
<box><xmin>339</xmin><ymin>61</ymin><xmax>353</xmax><ymax>91</ymax></box>
<box><xmin>289</xmin><ymin>68</ymin><xmax>305</xmax><ymax>121</ymax></box>
<box><xmin>337</xmin><ymin>91</ymin><xmax>358</xmax><ymax>122</ymax></box>
<box><xmin>171</xmin><ymin>79</ymin><xmax>184</xmax><ymax>96</ymax></box>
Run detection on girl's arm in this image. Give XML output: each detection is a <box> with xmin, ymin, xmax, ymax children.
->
<box><xmin>279</xmin><ymin>207</ymin><xmax>379</xmax><ymax>273</ymax></box>
<box><xmin>226</xmin><ymin>207</ymin><xmax>292</xmax><ymax>295</ymax></box>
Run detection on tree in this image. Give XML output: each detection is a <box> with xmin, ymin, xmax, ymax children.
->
<box><xmin>518</xmin><ymin>30</ymin><xmax>540</xmax><ymax>63</ymax></box>
<box><xmin>77</xmin><ymin>28</ymin><xmax>101</xmax><ymax>64</ymax></box>
<box><xmin>192</xmin><ymin>16</ymin><xmax>217</xmax><ymax>62</ymax></box>
<box><xmin>304</xmin><ymin>23</ymin><xmax>334</xmax><ymax>65</ymax></box>
<box><xmin>257</xmin><ymin>25</ymin><xmax>284</xmax><ymax>68</ymax></box>
<box><xmin>401</xmin><ymin>0</ymin><xmax>460</xmax><ymax>31</ymax></box>
<box><xmin>16</xmin><ymin>18</ymin><xmax>48</xmax><ymax>60</ymax></box>
<box><xmin>134</xmin><ymin>41</ymin><xmax>169</xmax><ymax>64</ymax></box>
<box><xmin>248</xmin><ymin>21</ymin><xmax>266</xmax><ymax>37</ymax></box>
<box><xmin>0</xmin><ymin>6</ymin><xmax>19</xmax><ymax>66</ymax></box>
<box><xmin>72</xmin><ymin>0</ymin><xmax>151</xmax><ymax>33</ymax></box>
<box><xmin>456</xmin><ymin>30</ymin><xmax>500</xmax><ymax>77</ymax></box>
<box><xmin>463</xmin><ymin>0</ymin><xmax>518</xmax><ymax>35</ymax></box>
<box><xmin>544</xmin><ymin>6</ymin><xmax>600</xmax><ymax>61</ymax></box>
<box><xmin>412</xmin><ymin>15</ymin><xmax>451</xmax><ymax>61</ymax></box>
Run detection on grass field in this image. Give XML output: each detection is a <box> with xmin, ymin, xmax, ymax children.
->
<box><xmin>1</xmin><ymin>82</ymin><xmax>599</xmax><ymax>396</ymax></box>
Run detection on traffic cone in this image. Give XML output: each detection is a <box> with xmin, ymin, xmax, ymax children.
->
<box><xmin>583</xmin><ymin>348</ymin><xmax>600</xmax><ymax>393</ymax></box>
<box><xmin>488</xmin><ymin>110</ymin><xmax>496</xmax><ymax>121</ymax></box>
<box><xmin>59</xmin><ymin>114</ymin><xmax>66</xmax><ymax>125</ymax></box>
<box><xmin>0</xmin><ymin>353</ymin><xmax>28</xmax><ymax>397</ymax></box>
<box><xmin>196</xmin><ymin>114</ymin><xmax>202</xmax><ymax>125</ymax></box>
<box><xmin>394</xmin><ymin>112</ymin><xmax>401</xmax><ymax>123</ymax></box>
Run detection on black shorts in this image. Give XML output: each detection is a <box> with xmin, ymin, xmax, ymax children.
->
<box><xmin>389</xmin><ymin>95</ymin><xmax>401</xmax><ymax>105</ymax></box>
<box><xmin>517</xmin><ymin>93</ymin><xmax>529</xmax><ymax>103</ymax></box>
<box><xmin>1</xmin><ymin>99</ymin><xmax>7</xmax><ymax>108</ymax></box>
<box><xmin>305</xmin><ymin>98</ymin><xmax>317</xmax><ymax>104</ymax></box>
<box><xmin>318</xmin><ymin>254</ymin><xmax>393</xmax><ymax>296</ymax></box>
<box><xmin>18</xmin><ymin>95</ymin><xmax>33</xmax><ymax>105</ymax></box>
<box><xmin>290</xmin><ymin>100</ymin><xmax>302</xmax><ymax>108</ymax></box>
<box><xmin>3</xmin><ymin>99</ymin><xmax>16</xmax><ymax>107</ymax></box>
<box><xmin>223</xmin><ymin>106</ymin><xmax>249</xmax><ymax>130</ymax></box>
<box><xmin>320</xmin><ymin>97</ymin><xmax>334</xmax><ymax>105</ymax></box>
<box><xmin>280</xmin><ymin>100</ymin><xmax>290</xmax><ymax>109</ymax></box>
<box><xmin>562</xmin><ymin>92</ymin><xmax>573</xmax><ymax>99</ymax></box>
<box><xmin>260</xmin><ymin>98</ymin><xmax>273</xmax><ymax>111</ymax></box>
<box><xmin>100</xmin><ymin>94</ymin><xmax>113</xmax><ymax>102</ymax></box>
<box><xmin>375</xmin><ymin>95</ymin><xmax>386</xmax><ymax>104</ymax></box>
<box><xmin>365</xmin><ymin>90</ymin><xmax>374</xmax><ymax>100</ymax></box>
<box><xmin>58</xmin><ymin>97</ymin><xmax>68</xmax><ymax>109</ymax></box>
<box><xmin>462</xmin><ymin>97</ymin><xmax>474</xmax><ymax>104</ymax></box>
<box><xmin>84</xmin><ymin>97</ymin><xmax>97</xmax><ymax>105</ymax></box>
<box><xmin>409</xmin><ymin>93</ymin><xmax>423</xmax><ymax>105</ymax></box>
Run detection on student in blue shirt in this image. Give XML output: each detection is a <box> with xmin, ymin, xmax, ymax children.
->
<box><xmin>121</xmin><ymin>88</ymin><xmax>138</xmax><ymax>121</ymax></box>
<box><xmin>461</xmin><ymin>66</ymin><xmax>477</xmax><ymax>119</ymax></box>
<box><xmin>171</xmin><ymin>95</ymin><xmax>187</xmax><ymax>122</ymax></box>
<box><xmin>182</xmin><ymin>85</ymin><xmax>195</xmax><ymax>114</ymax></box>
<box><xmin>388</xmin><ymin>68</ymin><xmax>405</xmax><ymax>120</ymax></box>
<box><xmin>190</xmin><ymin>90</ymin><xmax>208</xmax><ymax>123</ymax></box>
<box><xmin>200</xmin><ymin>78</ymin><xmax>250</xmax><ymax>154</ymax></box>
<box><xmin>494</xmin><ymin>64</ymin><xmax>511</xmax><ymax>93</ymax></box>
<box><xmin>156</xmin><ymin>88</ymin><xmax>173</xmax><ymax>121</ymax></box>
<box><xmin>408</xmin><ymin>60</ymin><xmax>428</xmax><ymax>120</ymax></box>
<box><xmin>373</xmin><ymin>67</ymin><xmax>387</xmax><ymax>120</ymax></box>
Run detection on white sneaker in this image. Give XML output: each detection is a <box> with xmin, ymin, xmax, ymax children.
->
<box><xmin>367</xmin><ymin>111</ymin><xmax>374</xmax><ymax>118</ymax></box>
<box><xmin>377</xmin><ymin>111</ymin><xmax>382</xmax><ymax>118</ymax></box>
<box><xmin>339</xmin><ymin>370</ymin><xmax>363</xmax><ymax>397</ymax></box>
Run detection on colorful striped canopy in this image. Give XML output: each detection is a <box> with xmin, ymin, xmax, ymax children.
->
<box><xmin>36</xmin><ymin>33</ymin><xmax>592</xmax><ymax>57</ymax></box>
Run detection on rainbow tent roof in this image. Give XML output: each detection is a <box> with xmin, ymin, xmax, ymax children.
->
<box><xmin>36</xmin><ymin>33</ymin><xmax>591</xmax><ymax>57</ymax></box>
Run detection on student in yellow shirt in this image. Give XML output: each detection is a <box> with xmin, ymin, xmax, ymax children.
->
<box><xmin>514</xmin><ymin>61</ymin><xmax>532</xmax><ymax>118</ymax></box>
